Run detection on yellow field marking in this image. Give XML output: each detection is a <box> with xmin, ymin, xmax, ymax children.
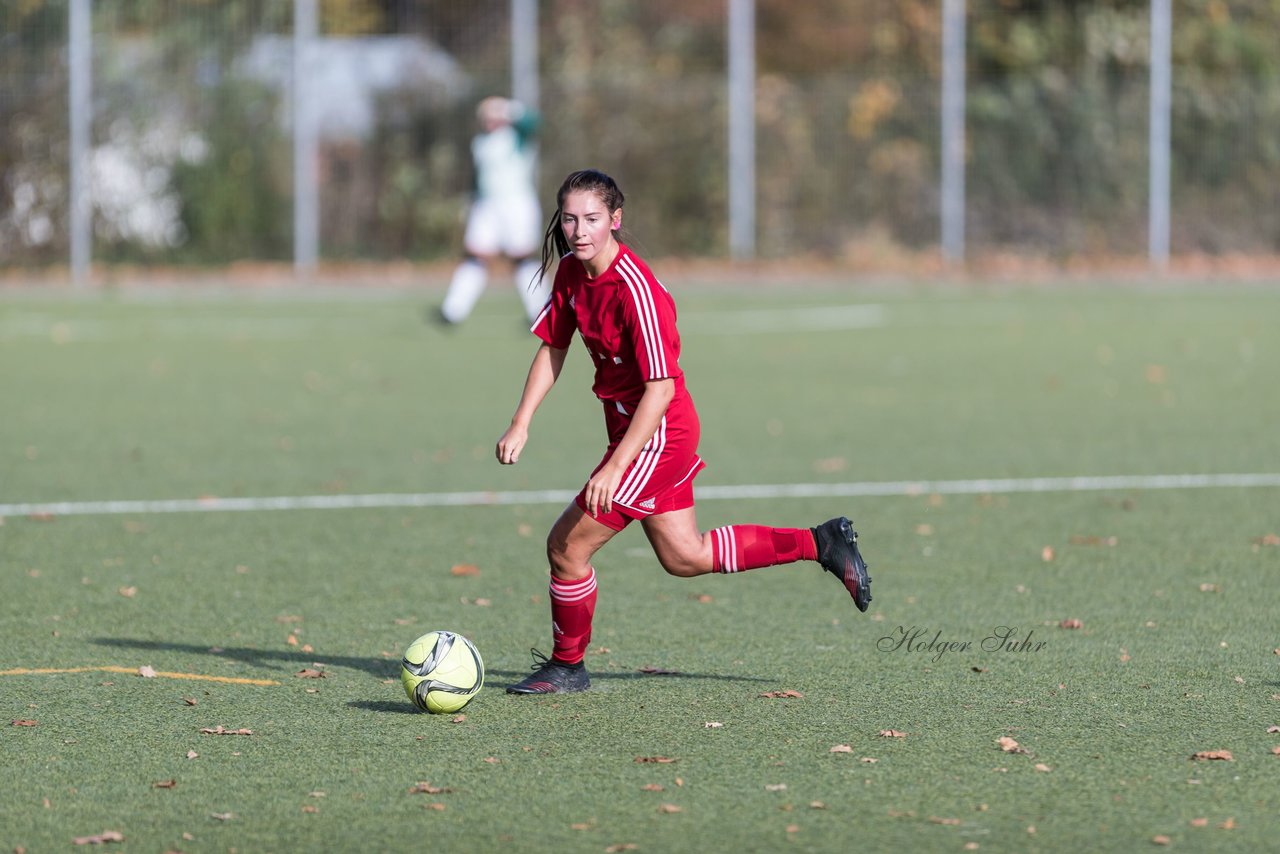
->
<box><xmin>0</xmin><ymin>666</ymin><xmax>279</xmax><ymax>686</ymax></box>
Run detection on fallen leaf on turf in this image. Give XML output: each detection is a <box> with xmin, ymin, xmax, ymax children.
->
<box><xmin>1191</xmin><ymin>750</ymin><xmax>1233</xmax><ymax>761</ymax></box>
<box><xmin>200</xmin><ymin>726</ymin><xmax>253</xmax><ymax>736</ymax></box>
<box><xmin>1252</xmin><ymin>533</ymin><xmax>1280</xmax><ymax>547</ymax></box>
<box><xmin>1152</xmin><ymin>835</ymin><xmax>1171</xmax><ymax>846</ymax></box>
<box><xmin>1041</xmin><ymin>545</ymin><xmax>1055</xmax><ymax>562</ymax></box>
<box><xmin>1070</xmin><ymin>535</ymin><xmax>1117</xmax><ymax>546</ymax></box>
<box><xmin>634</xmin><ymin>756</ymin><xmax>678</xmax><ymax>764</ymax></box>
<box><xmin>72</xmin><ymin>830</ymin><xmax>123</xmax><ymax>845</ymax></box>
<box><xmin>210</xmin><ymin>813</ymin><xmax>234</xmax><ymax>821</ymax></box>
<box><xmin>182</xmin><ymin>697</ymin><xmax>197</xmax><ymax>706</ymax></box>
<box><xmin>1272</xmin><ymin>747</ymin><xmax>1280</xmax><ymax>756</ymax></box>
<box><xmin>765</xmin><ymin>783</ymin><xmax>787</xmax><ymax>792</ymax></box>
<box><xmin>814</xmin><ymin>456</ymin><xmax>847</xmax><ymax>474</ymax></box>
<box><xmin>829</xmin><ymin>744</ymin><xmax>853</xmax><ymax>753</ymax></box>
<box><xmin>152</xmin><ymin>779</ymin><xmax>176</xmax><ymax>789</ymax></box>
<box><xmin>879</xmin><ymin>729</ymin><xmax>907</xmax><ymax>738</ymax></box>
<box><xmin>657</xmin><ymin>804</ymin><xmax>683</xmax><ymax>814</ymax></box>
<box><xmin>451</xmin><ymin>715</ymin><xmax>466</xmax><ymax>724</ymax></box>
<box><xmin>1267</xmin><ymin>725</ymin><xmax>1279</xmax><ymax>733</ymax></box>
<box><xmin>287</xmin><ymin>633</ymin><xmax>299</xmax><ymax>646</ymax></box>
<box><xmin>606</xmin><ymin>845</ymin><xmax>638</xmax><ymax>853</ymax></box>
<box><xmin>483</xmin><ymin>757</ymin><xmax>500</xmax><ymax>764</ymax></box>
<box><xmin>450</xmin><ymin>563</ymin><xmax>480</xmax><ymax>576</ymax></box>
<box><xmin>641</xmin><ymin>784</ymin><xmax>664</xmax><ymax>792</ymax></box>
<box><xmin>186</xmin><ymin>750</ymin><xmax>198</xmax><ymax>759</ymax></box>
<box><xmin>692</xmin><ymin>593</ymin><xmax>713</xmax><ymax>603</ymax></box>
<box><xmin>929</xmin><ymin>816</ymin><xmax>961</xmax><ymax>825</ymax></box>
<box><xmin>704</xmin><ymin>721</ymin><xmax>723</xmax><ymax>728</ymax></box>
<box><xmin>570</xmin><ymin>822</ymin><xmax>593</xmax><ymax>831</ymax></box>
<box><xmin>12</xmin><ymin>719</ymin><xmax>37</xmax><ymax>727</ymax></box>
<box><xmin>861</xmin><ymin>757</ymin><xmax>878</xmax><ymax>764</ymax></box>
<box><xmin>275</xmin><ymin>615</ymin><xmax>303</xmax><ymax>624</ymax></box>
<box><xmin>295</xmin><ymin>669</ymin><xmax>326</xmax><ymax>679</ymax></box>
<box><xmin>423</xmin><ymin>803</ymin><xmax>445</xmax><ymax>811</ymax></box>
<box><xmin>1219</xmin><ymin>817</ymin><xmax>1237</xmax><ymax>830</ymax></box>
<box><xmin>301</xmin><ymin>804</ymin><xmax>318</xmax><ymax>813</ymax></box>
<box><xmin>998</xmin><ymin>736</ymin><xmax>1030</xmax><ymax>754</ymax></box>
<box><xmin>810</xmin><ymin>801</ymin><xmax>827</xmax><ymax>809</ymax></box>
<box><xmin>118</xmin><ymin>586</ymin><xmax>137</xmax><ymax>598</ymax></box>
<box><xmin>759</xmin><ymin>690</ymin><xmax>804</xmax><ymax>699</ymax></box>
<box><xmin>408</xmin><ymin>782</ymin><xmax>452</xmax><ymax>794</ymax></box>
<box><xmin>138</xmin><ymin>666</ymin><xmax>157</xmax><ymax>678</ymax></box>
<box><xmin>1199</xmin><ymin>583</ymin><xmax>1221</xmax><ymax>593</ymax></box>
<box><xmin>1190</xmin><ymin>818</ymin><xmax>1209</xmax><ymax>827</ymax></box>
<box><xmin>1058</xmin><ymin>619</ymin><xmax>1083</xmax><ymax>630</ymax></box>
<box><xmin>1034</xmin><ymin>763</ymin><xmax>1052</xmax><ymax>772</ymax></box>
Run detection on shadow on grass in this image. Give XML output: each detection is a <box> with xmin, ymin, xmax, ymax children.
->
<box><xmin>348</xmin><ymin>700</ymin><xmax>421</xmax><ymax>714</ymax></box>
<box><xmin>92</xmin><ymin>638</ymin><xmax>773</xmax><ymax>688</ymax></box>
<box><xmin>92</xmin><ymin>637</ymin><xmax>400</xmax><ymax>679</ymax></box>
<box><xmin>485</xmin><ymin>668</ymin><xmax>773</xmax><ymax>684</ymax></box>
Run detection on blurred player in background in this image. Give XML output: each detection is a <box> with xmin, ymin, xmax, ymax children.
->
<box><xmin>439</xmin><ymin>96</ymin><xmax>548</xmax><ymax>325</ymax></box>
<box><xmin>495</xmin><ymin>168</ymin><xmax>874</xmax><ymax>695</ymax></box>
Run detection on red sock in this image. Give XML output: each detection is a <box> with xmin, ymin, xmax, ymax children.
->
<box><xmin>710</xmin><ymin>526</ymin><xmax>818</xmax><ymax>573</ymax></box>
<box><xmin>549</xmin><ymin>568</ymin><xmax>597</xmax><ymax>664</ymax></box>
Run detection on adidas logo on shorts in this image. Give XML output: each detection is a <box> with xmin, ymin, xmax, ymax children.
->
<box><xmin>638</xmin><ymin>497</ymin><xmax>656</xmax><ymax>511</ymax></box>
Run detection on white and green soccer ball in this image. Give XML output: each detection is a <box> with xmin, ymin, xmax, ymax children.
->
<box><xmin>400</xmin><ymin>631</ymin><xmax>484</xmax><ymax>714</ymax></box>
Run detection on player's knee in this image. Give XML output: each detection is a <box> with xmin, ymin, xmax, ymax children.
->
<box><xmin>545</xmin><ymin>530</ymin><xmax>586</xmax><ymax>579</ymax></box>
<box><xmin>655</xmin><ymin>547</ymin><xmax>707</xmax><ymax>578</ymax></box>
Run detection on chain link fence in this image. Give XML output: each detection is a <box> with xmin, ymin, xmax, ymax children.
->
<box><xmin>2</xmin><ymin>0</ymin><xmax>1278</xmax><ymax>275</ymax></box>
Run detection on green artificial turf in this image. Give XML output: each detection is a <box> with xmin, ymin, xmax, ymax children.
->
<box><xmin>2</xmin><ymin>282</ymin><xmax>1278</xmax><ymax>852</ymax></box>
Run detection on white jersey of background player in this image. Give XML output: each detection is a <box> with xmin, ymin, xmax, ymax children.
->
<box><xmin>439</xmin><ymin>97</ymin><xmax>548</xmax><ymax>324</ymax></box>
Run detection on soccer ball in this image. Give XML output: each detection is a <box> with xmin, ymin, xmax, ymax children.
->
<box><xmin>400</xmin><ymin>631</ymin><xmax>484</xmax><ymax>714</ymax></box>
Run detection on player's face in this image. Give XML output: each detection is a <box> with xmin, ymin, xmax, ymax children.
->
<box><xmin>560</xmin><ymin>190</ymin><xmax>621</xmax><ymax>276</ymax></box>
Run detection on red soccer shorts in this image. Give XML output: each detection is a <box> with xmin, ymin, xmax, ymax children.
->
<box><xmin>575</xmin><ymin>397</ymin><xmax>705</xmax><ymax>532</ymax></box>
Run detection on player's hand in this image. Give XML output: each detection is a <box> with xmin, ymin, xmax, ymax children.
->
<box><xmin>584</xmin><ymin>465</ymin><xmax>623</xmax><ymax>517</ymax></box>
<box><xmin>496</xmin><ymin>424</ymin><xmax>528</xmax><ymax>465</ymax></box>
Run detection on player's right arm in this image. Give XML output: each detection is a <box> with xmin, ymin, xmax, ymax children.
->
<box><xmin>496</xmin><ymin>341</ymin><xmax>567</xmax><ymax>465</ymax></box>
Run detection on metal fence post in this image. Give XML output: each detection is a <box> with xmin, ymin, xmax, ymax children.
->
<box><xmin>940</xmin><ymin>0</ymin><xmax>966</xmax><ymax>265</ymax></box>
<box><xmin>293</xmin><ymin>0</ymin><xmax>319</xmax><ymax>276</ymax></box>
<box><xmin>69</xmin><ymin>0</ymin><xmax>91</xmax><ymax>287</ymax></box>
<box><xmin>511</xmin><ymin>0</ymin><xmax>538</xmax><ymax>110</ymax></box>
<box><xmin>1149</xmin><ymin>0</ymin><xmax>1172</xmax><ymax>268</ymax></box>
<box><xmin>727</xmin><ymin>0</ymin><xmax>756</xmax><ymax>260</ymax></box>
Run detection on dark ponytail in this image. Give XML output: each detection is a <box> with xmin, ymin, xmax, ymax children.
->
<box><xmin>538</xmin><ymin>169</ymin><xmax>625</xmax><ymax>280</ymax></box>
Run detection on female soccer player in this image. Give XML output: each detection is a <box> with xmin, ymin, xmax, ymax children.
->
<box><xmin>496</xmin><ymin>169</ymin><xmax>872</xmax><ymax>694</ymax></box>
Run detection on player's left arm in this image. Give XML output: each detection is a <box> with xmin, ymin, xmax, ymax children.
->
<box><xmin>583</xmin><ymin>378</ymin><xmax>674</xmax><ymax>517</ymax></box>
<box><xmin>507</xmin><ymin>100</ymin><xmax>540</xmax><ymax>148</ymax></box>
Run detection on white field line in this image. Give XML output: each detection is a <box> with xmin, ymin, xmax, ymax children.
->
<box><xmin>4</xmin><ymin>473</ymin><xmax>1279</xmax><ymax>518</ymax></box>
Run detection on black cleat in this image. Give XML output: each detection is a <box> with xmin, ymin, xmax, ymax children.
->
<box><xmin>506</xmin><ymin>649</ymin><xmax>591</xmax><ymax>694</ymax></box>
<box><xmin>812</xmin><ymin>517</ymin><xmax>872</xmax><ymax>612</ymax></box>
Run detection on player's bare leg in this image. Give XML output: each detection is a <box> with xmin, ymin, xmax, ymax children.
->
<box><xmin>508</xmin><ymin>504</ymin><xmax>616</xmax><ymax>695</ymax></box>
<box><xmin>640</xmin><ymin>507</ymin><xmax>715</xmax><ymax>577</ymax></box>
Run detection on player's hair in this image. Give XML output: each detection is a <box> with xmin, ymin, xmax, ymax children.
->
<box><xmin>539</xmin><ymin>169</ymin><xmax>625</xmax><ymax>281</ymax></box>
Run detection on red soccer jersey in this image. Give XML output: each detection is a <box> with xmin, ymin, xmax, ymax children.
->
<box><xmin>532</xmin><ymin>244</ymin><xmax>688</xmax><ymax>410</ymax></box>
